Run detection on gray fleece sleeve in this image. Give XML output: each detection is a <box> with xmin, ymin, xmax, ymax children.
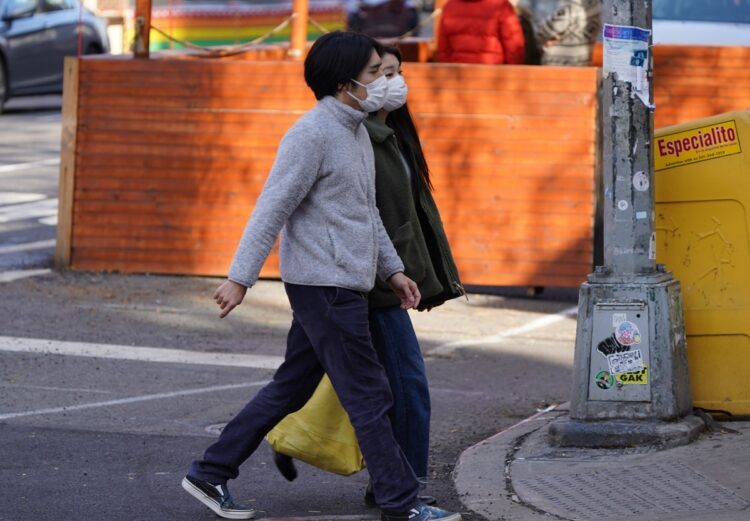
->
<box><xmin>374</xmin><ymin>210</ymin><xmax>405</xmax><ymax>282</ymax></box>
<box><xmin>228</xmin><ymin>125</ymin><xmax>324</xmax><ymax>287</ymax></box>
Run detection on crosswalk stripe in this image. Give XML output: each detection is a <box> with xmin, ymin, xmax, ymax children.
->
<box><xmin>0</xmin><ymin>336</ymin><xmax>285</xmax><ymax>369</ymax></box>
<box><xmin>0</xmin><ymin>158</ymin><xmax>60</xmax><ymax>174</ymax></box>
<box><xmin>0</xmin><ymin>380</ymin><xmax>270</xmax><ymax>420</ymax></box>
<box><xmin>0</xmin><ymin>197</ymin><xmax>58</xmax><ymax>223</ymax></box>
<box><xmin>0</xmin><ymin>239</ymin><xmax>56</xmax><ymax>254</ymax></box>
<box><xmin>0</xmin><ymin>269</ymin><xmax>52</xmax><ymax>283</ymax></box>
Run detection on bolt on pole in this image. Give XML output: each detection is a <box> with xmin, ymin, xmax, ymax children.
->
<box><xmin>548</xmin><ymin>0</ymin><xmax>703</xmax><ymax>448</ymax></box>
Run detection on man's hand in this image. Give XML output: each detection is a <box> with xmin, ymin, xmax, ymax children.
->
<box><xmin>387</xmin><ymin>272</ymin><xmax>421</xmax><ymax>310</ymax></box>
<box><xmin>213</xmin><ymin>279</ymin><xmax>248</xmax><ymax>318</ymax></box>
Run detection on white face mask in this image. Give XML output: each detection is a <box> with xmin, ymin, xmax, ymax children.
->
<box><xmin>383</xmin><ymin>74</ymin><xmax>408</xmax><ymax>112</ymax></box>
<box><xmin>347</xmin><ymin>75</ymin><xmax>389</xmax><ymax>112</ymax></box>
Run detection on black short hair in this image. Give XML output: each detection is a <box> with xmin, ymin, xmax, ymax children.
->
<box><xmin>304</xmin><ymin>31</ymin><xmax>384</xmax><ymax>100</ymax></box>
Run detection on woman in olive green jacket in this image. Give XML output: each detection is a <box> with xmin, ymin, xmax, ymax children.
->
<box><xmin>272</xmin><ymin>46</ymin><xmax>463</xmax><ymax>505</ymax></box>
<box><xmin>361</xmin><ymin>47</ymin><xmax>463</xmax><ymax>505</ymax></box>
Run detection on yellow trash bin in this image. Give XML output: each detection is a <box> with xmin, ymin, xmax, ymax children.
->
<box><xmin>654</xmin><ymin>110</ymin><xmax>750</xmax><ymax>416</ymax></box>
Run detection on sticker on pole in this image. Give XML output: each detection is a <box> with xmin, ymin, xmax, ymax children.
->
<box><xmin>607</xmin><ymin>349</ymin><xmax>644</xmax><ymax>375</ymax></box>
<box><xmin>602</xmin><ymin>24</ymin><xmax>652</xmax><ymax>108</ymax></box>
<box><xmin>615</xmin><ymin>365</ymin><xmax>649</xmax><ymax>385</ymax></box>
<box><xmin>615</xmin><ymin>321</ymin><xmax>642</xmax><ymax>346</ymax></box>
<box><xmin>633</xmin><ymin>171</ymin><xmax>649</xmax><ymax>191</ymax></box>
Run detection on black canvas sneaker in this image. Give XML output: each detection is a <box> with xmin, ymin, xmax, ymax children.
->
<box><xmin>381</xmin><ymin>504</ymin><xmax>461</xmax><ymax>521</ymax></box>
<box><xmin>181</xmin><ymin>475</ymin><xmax>256</xmax><ymax>520</ymax></box>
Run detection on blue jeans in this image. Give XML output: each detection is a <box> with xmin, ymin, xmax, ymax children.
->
<box><xmin>369</xmin><ymin>306</ymin><xmax>431</xmax><ymax>480</ymax></box>
<box><xmin>189</xmin><ymin>284</ymin><xmax>419</xmax><ymax>511</ymax></box>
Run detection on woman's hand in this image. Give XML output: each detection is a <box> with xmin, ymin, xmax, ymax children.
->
<box><xmin>387</xmin><ymin>272</ymin><xmax>421</xmax><ymax>310</ymax></box>
<box><xmin>213</xmin><ymin>279</ymin><xmax>248</xmax><ymax>318</ymax></box>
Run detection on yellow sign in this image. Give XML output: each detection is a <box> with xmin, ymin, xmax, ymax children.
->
<box><xmin>615</xmin><ymin>365</ymin><xmax>649</xmax><ymax>385</ymax></box>
<box><xmin>655</xmin><ymin>120</ymin><xmax>742</xmax><ymax>171</ymax></box>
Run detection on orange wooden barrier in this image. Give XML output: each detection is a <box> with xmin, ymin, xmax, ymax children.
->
<box><xmin>59</xmin><ymin>45</ymin><xmax>750</xmax><ymax>288</ymax></box>
<box><xmin>59</xmin><ymin>56</ymin><xmax>599</xmax><ymax>287</ymax></box>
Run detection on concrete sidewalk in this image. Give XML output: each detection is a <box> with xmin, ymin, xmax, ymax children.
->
<box><xmin>455</xmin><ymin>404</ymin><xmax>750</xmax><ymax>521</ymax></box>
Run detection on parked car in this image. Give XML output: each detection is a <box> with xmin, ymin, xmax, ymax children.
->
<box><xmin>0</xmin><ymin>0</ymin><xmax>109</xmax><ymax>113</ymax></box>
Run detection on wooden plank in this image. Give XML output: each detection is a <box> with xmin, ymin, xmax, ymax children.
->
<box><xmin>72</xmin><ymin>172</ymin><xmax>592</xmax><ymax>192</ymax></box>
<box><xmin>71</xmin><ymin>246</ymin><xmax>278</xmax><ymax>267</ymax></box>
<box><xmin>70</xmin><ymin>257</ymin><xmax>281</xmax><ymax>279</ymax></box>
<box><xmin>70</xmin><ymin>220</ymin><xmax>591</xmax><ymax>242</ymax></box>
<box><xmin>77</xmin><ymin>129</ymin><xmax>285</xmax><ymax>148</ymax></box>
<box><xmin>456</xmin><ymin>259</ymin><xmax>591</xmax><ymax>277</ymax></box>
<box><xmin>79</xmin><ymin>57</ymin><xmax>304</xmax><ymax>75</ymax></box>
<box><xmin>55</xmin><ymin>57</ymin><xmax>79</xmax><ymax>269</ymax></box>
<box><xmin>77</xmin><ymin>95</ymin><xmax>316</xmax><ymax>112</ymax></box>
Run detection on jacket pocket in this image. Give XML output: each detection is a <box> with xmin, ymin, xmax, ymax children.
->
<box><xmin>376</xmin><ymin>221</ymin><xmax>426</xmax><ymax>291</ymax></box>
<box><xmin>325</xmin><ymin>222</ymin><xmax>343</xmax><ymax>267</ymax></box>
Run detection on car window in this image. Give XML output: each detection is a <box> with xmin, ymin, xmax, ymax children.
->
<box><xmin>653</xmin><ymin>0</ymin><xmax>750</xmax><ymax>23</ymax></box>
<box><xmin>4</xmin><ymin>0</ymin><xmax>37</xmax><ymax>16</ymax></box>
<box><xmin>39</xmin><ymin>0</ymin><xmax>72</xmax><ymax>12</ymax></box>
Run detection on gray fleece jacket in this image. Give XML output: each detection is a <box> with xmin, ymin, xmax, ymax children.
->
<box><xmin>228</xmin><ymin>96</ymin><xmax>404</xmax><ymax>292</ymax></box>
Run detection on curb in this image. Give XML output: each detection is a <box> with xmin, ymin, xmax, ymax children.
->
<box><xmin>453</xmin><ymin>404</ymin><xmax>569</xmax><ymax>521</ymax></box>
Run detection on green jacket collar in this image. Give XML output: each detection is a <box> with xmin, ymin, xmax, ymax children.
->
<box><xmin>364</xmin><ymin>116</ymin><xmax>395</xmax><ymax>144</ymax></box>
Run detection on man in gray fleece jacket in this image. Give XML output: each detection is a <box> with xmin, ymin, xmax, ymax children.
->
<box><xmin>181</xmin><ymin>31</ymin><xmax>461</xmax><ymax>521</ymax></box>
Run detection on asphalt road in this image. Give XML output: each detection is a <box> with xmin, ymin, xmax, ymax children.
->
<box><xmin>0</xmin><ymin>99</ymin><xmax>580</xmax><ymax>521</ymax></box>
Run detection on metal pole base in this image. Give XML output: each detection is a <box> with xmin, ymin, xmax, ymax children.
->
<box><xmin>548</xmin><ymin>415</ymin><xmax>705</xmax><ymax>448</ymax></box>
<box><xmin>568</xmin><ymin>272</ymin><xmax>693</xmax><ymax>422</ymax></box>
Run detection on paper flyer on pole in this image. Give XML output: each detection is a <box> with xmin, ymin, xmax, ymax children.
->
<box><xmin>602</xmin><ymin>24</ymin><xmax>653</xmax><ymax>109</ymax></box>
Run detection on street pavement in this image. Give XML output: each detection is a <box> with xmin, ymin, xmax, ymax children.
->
<box><xmin>455</xmin><ymin>404</ymin><xmax>750</xmax><ymax>521</ymax></box>
<box><xmin>4</xmin><ymin>97</ymin><xmax>749</xmax><ymax>521</ymax></box>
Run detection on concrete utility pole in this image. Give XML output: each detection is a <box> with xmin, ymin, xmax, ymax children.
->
<box><xmin>548</xmin><ymin>0</ymin><xmax>703</xmax><ymax>447</ymax></box>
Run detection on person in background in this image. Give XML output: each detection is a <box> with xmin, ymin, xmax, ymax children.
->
<box><xmin>272</xmin><ymin>45</ymin><xmax>465</xmax><ymax>508</ymax></box>
<box><xmin>180</xmin><ymin>31</ymin><xmax>461</xmax><ymax>521</ymax></box>
<box><xmin>347</xmin><ymin>0</ymin><xmax>420</xmax><ymax>37</ymax></box>
<box><xmin>437</xmin><ymin>0</ymin><xmax>526</xmax><ymax>65</ymax></box>
<box><xmin>514</xmin><ymin>3</ymin><xmax>543</xmax><ymax>65</ymax></box>
<box><xmin>536</xmin><ymin>0</ymin><xmax>602</xmax><ymax>66</ymax></box>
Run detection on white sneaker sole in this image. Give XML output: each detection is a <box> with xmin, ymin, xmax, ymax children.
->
<box><xmin>181</xmin><ymin>477</ymin><xmax>256</xmax><ymax>520</ymax></box>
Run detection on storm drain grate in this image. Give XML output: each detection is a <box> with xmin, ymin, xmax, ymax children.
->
<box><xmin>516</xmin><ymin>461</ymin><xmax>750</xmax><ymax>520</ymax></box>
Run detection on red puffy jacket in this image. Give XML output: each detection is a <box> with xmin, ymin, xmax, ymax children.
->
<box><xmin>437</xmin><ymin>0</ymin><xmax>526</xmax><ymax>65</ymax></box>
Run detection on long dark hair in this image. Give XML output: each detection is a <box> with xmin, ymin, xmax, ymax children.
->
<box><xmin>383</xmin><ymin>46</ymin><xmax>433</xmax><ymax>192</ymax></box>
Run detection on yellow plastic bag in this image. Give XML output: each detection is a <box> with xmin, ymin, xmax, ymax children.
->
<box><xmin>266</xmin><ymin>375</ymin><xmax>365</xmax><ymax>476</ymax></box>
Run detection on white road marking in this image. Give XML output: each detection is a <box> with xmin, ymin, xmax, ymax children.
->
<box><xmin>0</xmin><ymin>380</ymin><xmax>269</xmax><ymax>420</ymax></box>
<box><xmin>0</xmin><ymin>269</ymin><xmax>52</xmax><ymax>283</ymax></box>
<box><xmin>0</xmin><ymin>383</ymin><xmax>115</xmax><ymax>395</ymax></box>
<box><xmin>0</xmin><ymin>238</ymin><xmax>56</xmax><ymax>254</ymax></box>
<box><xmin>482</xmin><ymin>404</ymin><xmax>562</xmax><ymax>445</ymax></box>
<box><xmin>0</xmin><ymin>158</ymin><xmax>60</xmax><ymax>174</ymax></box>
<box><xmin>0</xmin><ymin>336</ymin><xmax>285</xmax><ymax>370</ymax></box>
<box><xmin>0</xmin><ymin>192</ymin><xmax>46</xmax><ymax>205</ymax></box>
<box><xmin>0</xmin><ymin>197</ymin><xmax>58</xmax><ymax>223</ymax></box>
<box><xmin>430</xmin><ymin>305</ymin><xmax>579</xmax><ymax>356</ymax></box>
